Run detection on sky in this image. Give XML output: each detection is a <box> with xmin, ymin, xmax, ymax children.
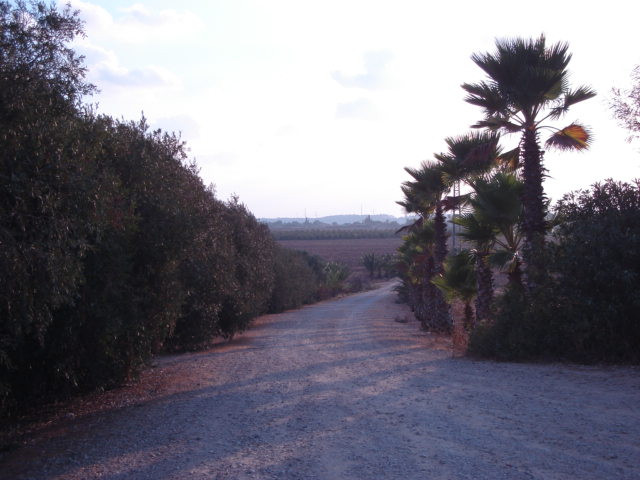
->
<box><xmin>62</xmin><ymin>0</ymin><xmax>640</xmax><ymax>218</ymax></box>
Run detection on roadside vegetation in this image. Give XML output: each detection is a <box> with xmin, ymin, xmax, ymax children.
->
<box><xmin>397</xmin><ymin>35</ymin><xmax>640</xmax><ymax>363</ymax></box>
<box><xmin>0</xmin><ymin>1</ymin><xmax>357</xmax><ymax>419</ymax></box>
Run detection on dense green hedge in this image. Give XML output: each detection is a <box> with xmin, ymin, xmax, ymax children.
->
<box><xmin>0</xmin><ymin>1</ymin><xmax>329</xmax><ymax>416</ymax></box>
<box><xmin>469</xmin><ymin>179</ymin><xmax>640</xmax><ymax>363</ymax></box>
<box><xmin>269</xmin><ymin>248</ymin><xmax>326</xmax><ymax>312</ymax></box>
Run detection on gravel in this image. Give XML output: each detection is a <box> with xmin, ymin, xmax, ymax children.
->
<box><xmin>1</xmin><ymin>280</ymin><xmax>639</xmax><ymax>479</ymax></box>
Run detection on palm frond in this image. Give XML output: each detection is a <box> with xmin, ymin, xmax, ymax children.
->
<box><xmin>545</xmin><ymin>123</ymin><xmax>591</xmax><ymax>151</ymax></box>
<box><xmin>432</xmin><ymin>250</ymin><xmax>476</xmax><ymax>303</ymax></box>
<box><xmin>497</xmin><ymin>147</ymin><xmax>520</xmax><ymax>170</ymax></box>
<box><xmin>549</xmin><ymin>85</ymin><xmax>597</xmax><ymax>120</ymax></box>
<box><xmin>462</xmin><ymin>81</ymin><xmax>508</xmax><ymax>117</ymax></box>
<box><xmin>471</xmin><ymin>117</ymin><xmax>521</xmax><ymax>133</ymax></box>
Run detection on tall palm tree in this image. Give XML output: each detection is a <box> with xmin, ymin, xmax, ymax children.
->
<box><xmin>434</xmin><ymin>131</ymin><xmax>508</xmax><ymax>322</ymax></box>
<box><xmin>462</xmin><ymin>35</ymin><xmax>595</xmax><ymax>289</ymax></box>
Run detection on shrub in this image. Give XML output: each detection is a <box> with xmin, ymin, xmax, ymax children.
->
<box><xmin>469</xmin><ymin>179</ymin><xmax>640</xmax><ymax>363</ymax></box>
<box><xmin>269</xmin><ymin>248</ymin><xmax>324</xmax><ymax>312</ymax></box>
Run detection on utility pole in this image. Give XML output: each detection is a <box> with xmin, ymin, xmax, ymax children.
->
<box><xmin>451</xmin><ymin>180</ymin><xmax>460</xmax><ymax>252</ymax></box>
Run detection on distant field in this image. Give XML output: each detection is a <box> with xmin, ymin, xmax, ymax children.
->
<box><xmin>278</xmin><ymin>237</ymin><xmax>403</xmax><ymax>270</ymax></box>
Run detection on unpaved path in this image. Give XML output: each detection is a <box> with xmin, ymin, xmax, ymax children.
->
<box><xmin>2</xmin><ymin>281</ymin><xmax>639</xmax><ymax>479</ymax></box>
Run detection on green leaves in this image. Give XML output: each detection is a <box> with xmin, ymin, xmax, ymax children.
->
<box><xmin>432</xmin><ymin>250</ymin><xmax>476</xmax><ymax>304</ymax></box>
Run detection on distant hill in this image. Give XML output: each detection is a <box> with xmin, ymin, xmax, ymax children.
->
<box><xmin>261</xmin><ymin>214</ymin><xmax>414</xmax><ymax>226</ymax></box>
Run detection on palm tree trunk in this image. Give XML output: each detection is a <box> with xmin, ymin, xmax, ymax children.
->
<box><xmin>475</xmin><ymin>254</ymin><xmax>494</xmax><ymax>323</ymax></box>
<box><xmin>521</xmin><ymin>128</ymin><xmax>547</xmax><ymax>289</ymax></box>
<box><xmin>507</xmin><ymin>257</ymin><xmax>524</xmax><ymax>292</ymax></box>
<box><xmin>463</xmin><ymin>301</ymin><xmax>474</xmax><ymax>331</ymax></box>
<box><xmin>434</xmin><ymin>203</ymin><xmax>448</xmax><ymax>269</ymax></box>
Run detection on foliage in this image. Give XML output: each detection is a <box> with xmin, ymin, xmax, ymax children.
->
<box><xmin>432</xmin><ymin>251</ymin><xmax>477</xmax><ymax>329</ymax></box>
<box><xmin>611</xmin><ymin>65</ymin><xmax>640</xmax><ymax>142</ymax></box>
<box><xmin>323</xmin><ymin>261</ymin><xmax>350</xmax><ymax>294</ymax></box>
<box><xmin>361</xmin><ymin>252</ymin><xmax>397</xmax><ymax>279</ymax></box>
<box><xmin>463</xmin><ymin>35</ymin><xmax>595</xmax><ymax>288</ymax></box>
<box><xmin>0</xmin><ymin>1</ymin><xmax>286</xmax><ymax>416</ymax></box>
<box><xmin>269</xmin><ymin>248</ymin><xmax>324</xmax><ymax>313</ymax></box>
<box><xmin>469</xmin><ymin>180</ymin><xmax>640</xmax><ymax>363</ymax></box>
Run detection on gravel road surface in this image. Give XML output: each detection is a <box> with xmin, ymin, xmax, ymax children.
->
<box><xmin>2</xmin><ymin>281</ymin><xmax>639</xmax><ymax>479</ymax></box>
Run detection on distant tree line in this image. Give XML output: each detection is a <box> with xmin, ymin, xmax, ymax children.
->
<box><xmin>0</xmin><ymin>1</ymin><xmax>352</xmax><ymax>418</ymax></box>
<box><xmin>273</xmin><ymin>229</ymin><xmax>402</xmax><ymax>240</ymax></box>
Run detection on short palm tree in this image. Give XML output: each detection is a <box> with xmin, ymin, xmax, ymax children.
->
<box><xmin>452</xmin><ymin>213</ymin><xmax>495</xmax><ymax>323</ymax></box>
<box><xmin>397</xmin><ymin>221</ymin><xmax>438</xmax><ymax>329</ymax></box>
<box><xmin>467</xmin><ymin>171</ymin><xmax>524</xmax><ymax>291</ymax></box>
<box><xmin>462</xmin><ymin>35</ymin><xmax>595</xmax><ymax>289</ymax></box>
<box><xmin>432</xmin><ymin>250</ymin><xmax>477</xmax><ymax>331</ymax></box>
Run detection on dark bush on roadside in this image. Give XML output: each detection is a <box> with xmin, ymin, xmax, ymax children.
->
<box><xmin>269</xmin><ymin>248</ymin><xmax>324</xmax><ymax>312</ymax></box>
<box><xmin>469</xmin><ymin>179</ymin><xmax>640</xmax><ymax>363</ymax></box>
<box><xmin>216</xmin><ymin>199</ymin><xmax>276</xmax><ymax>339</ymax></box>
<box><xmin>0</xmin><ymin>2</ymin><xmax>279</xmax><ymax>416</ymax></box>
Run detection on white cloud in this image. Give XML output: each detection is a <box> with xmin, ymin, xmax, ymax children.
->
<box><xmin>76</xmin><ymin>43</ymin><xmax>179</xmax><ymax>89</ymax></box>
<box><xmin>66</xmin><ymin>1</ymin><xmax>204</xmax><ymax>43</ymax></box>
<box><xmin>152</xmin><ymin>115</ymin><xmax>200</xmax><ymax>141</ymax></box>
<box><xmin>336</xmin><ymin>98</ymin><xmax>377</xmax><ymax>119</ymax></box>
<box><xmin>332</xmin><ymin>51</ymin><xmax>394</xmax><ymax>89</ymax></box>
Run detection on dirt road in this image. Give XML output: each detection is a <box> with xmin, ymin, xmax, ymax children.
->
<box><xmin>2</xmin><ymin>281</ymin><xmax>639</xmax><ymax>479</ymax></box>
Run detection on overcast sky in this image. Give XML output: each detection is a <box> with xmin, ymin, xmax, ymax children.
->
<box><xmin>65</xmin><ymin>0</ymin><xmax>640</xmax><ymax>218</ymax></box>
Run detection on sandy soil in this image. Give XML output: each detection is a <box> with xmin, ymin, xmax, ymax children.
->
<box><xmin>1</xmin><ymin>281</ymin><xmax>639</xmax><ymax>479</ymax></box>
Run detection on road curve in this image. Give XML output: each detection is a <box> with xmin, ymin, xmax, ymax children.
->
<box><xmin>2</xmin><ymin>281</ymin><xmax>639</xmax><ymax>479</ymax></box>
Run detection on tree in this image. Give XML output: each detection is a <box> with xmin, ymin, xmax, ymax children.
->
<box><xmin>396</xmin><ymin>221</ymin><xmax>438</xmax><ymax>329</ymax></box>
<box><xmin>399</xmin><ymin>164</ymin><xmax>452</xmax><ymax>332</ymax></box>
<box><xmin>433</xmin><ymin>131</ymin><xmax>505</xmax><ymax>322</ymax></box>
<box><xmin>611</xmin><ymin>65</ymin><xmax>640</xmax><ymax>142</ymax></box>
<box><xmin>362</xmin><ymin>252</ymin><xmax>378</xmax><ymax>278</ymax></box>
<box><xmin>0</xmin><ymin>0</ymin><xmax>98</xmax><ymax>409</ymax></box>
<box><xmin>463</xmin><ymin>35</ymin><xmax>595</xmax><ymax>289</ymax></box>
<box><xmin>460</xmin><ymin>171</ymin><xmax>524</xmax><ymax>290</ymax></box>
<box><xmin>432</xmin><ymin>251</ymin><xmax>477</xmax><ymax>331</ymax></box>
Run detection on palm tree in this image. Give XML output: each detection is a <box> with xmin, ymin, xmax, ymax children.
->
<box><xmin>397</xmin><ymin>221</ymin><xmax>438</xmax><ymax>329</ymax></box>
<box><xmin>399</xmin><ymin>163</ymin><xmax>452</xmax><ymax>332</ymax></box>
<box><xmin>462</xmin><ymin>35</ymin><xmax>595</xmax><ymax>289</ymax></box>
<box><xmin>434</xmin><ymin>131</ymin><xmax>509</xmax><ymax>322</ymax></box>
<box><xmin>432</xmin><ymin>250</ymin><xmax>477</xmax><ymax>331</ymax></box>
<box><xmin>435</xmin><ymin>131</ymin><xmax>503</xmax><ymax>187</ymax></box>
<box><xmin>464</xmin><ymin>171</ymin><xmax>524</xmax><ymax>291</ymax></box>
<box><xmin>400</xmin><ymin>163</ymin><xmax>449</xmax><ymax>266</ymax></box>
<box><xmin>452</xmin><ymin>213</ymin><xmax>495</xmax><ymax>323</ymax></box>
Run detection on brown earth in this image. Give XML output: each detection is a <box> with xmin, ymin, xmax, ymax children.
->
<box><xmin>1</xmin><ymin>281</ymin><xmax>639</xmax><ymax>479</ymax></box>
<box><xmin>278</xmin><ymin>237</ymin><xmax>402</xmax><ymax>270</ymax></box>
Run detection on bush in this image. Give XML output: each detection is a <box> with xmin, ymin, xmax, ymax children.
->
<box><xmin>469</xmin><ymin>179</ymin><xmax>640</xmax><ymax>363</ymax></box>
<box><xmin>0</xmin><ymin>1</ymin><xmax>280</xmax><ymax>415</ymax></box>
<box><xmin>269</xmin><ymin>248</ymin><xmax>324</xmax><ymax>312</ymax></box>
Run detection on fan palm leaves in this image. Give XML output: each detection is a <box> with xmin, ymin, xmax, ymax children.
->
<box><xmin>467</xmin><ymin>172</ymin><xmax>524</xmax><ymax>290</ymax></box>
<box><xmin>432</xmin><ymin>250</ymin><xmax>477</xmax><ymax>330</ymax></box>
<box><xmin>462</xmin><ymin>35</ymin><xmax>595</xmax><ymax>288</ymax></box>
<box><xmin>435</xmin><ymin>131</ymin><xmax>503</xmax><ymax>186</ymax></box>
<box><xmin>401</xmin><ymin>162</ymin><xmax>449</xmax><ymax>264</ymax></box>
